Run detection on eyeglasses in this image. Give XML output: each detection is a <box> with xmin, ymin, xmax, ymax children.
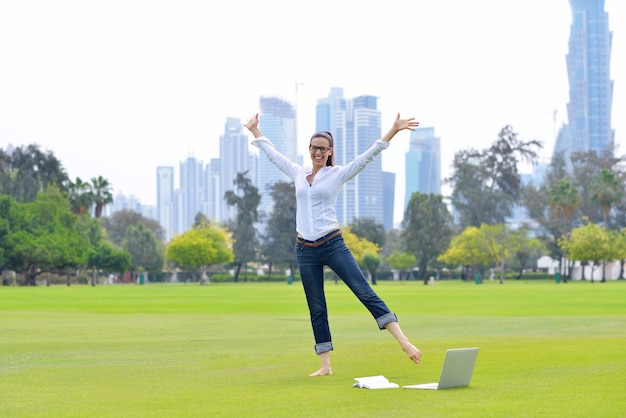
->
<box><xmin>310</xmin><ymin>145</ymin><xmax>332</xmax><ymax>153</ymax></box>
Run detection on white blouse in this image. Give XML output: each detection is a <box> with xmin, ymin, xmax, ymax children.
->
<box><xmin>252</xmin><ymin>136</ymin><xmax>389</xmax><ymax>241</ymax></box>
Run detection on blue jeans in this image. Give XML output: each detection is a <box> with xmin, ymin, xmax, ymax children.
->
<box><xmin>295</xmin><ymin>230</ymin><xmax>397</xmax><ymax>355</ymax></box>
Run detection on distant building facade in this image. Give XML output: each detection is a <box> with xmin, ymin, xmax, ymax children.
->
<box><xmin>404</xmin><ymin>127</ymin><xmax>441</xmax><ymax>210</ymax></box>
<box><xmin>219</xmin><ymin>117</ymin><xmax>249</xmax><ymax>222</ymax></box>
<box><xmin>179</xmin><ymin>156</ymin><xmax>204</xmax><ymax>232</ymax></box>
<box><xmin>156</xmin><ymin>166</ymin><xmax>175</xmax><ymax>240</ymax></box>
<box><xmin>382</xmin><ymin>171</ymin><xmax>396</xmax><ymax>230</ymax></box>
<box><xmin>257</xmin><ymin>96</ymin><xmax>297</xmax><ymax>217</ymax></box>
<box><xmin>316</xmin><ymin>90</ymin><xmax>385</xmax><ymax>227</ymax></box>
<box><xmin>562</xmin><ymin>0</ymin><xmax>614</xmax><ymax>158</ymax></box>
<box><xmin>203</xmin><ymin>158</ymin><xmax>220</xmax><ymax>222</ymax></box>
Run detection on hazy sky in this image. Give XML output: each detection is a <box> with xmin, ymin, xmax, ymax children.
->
<box><xmin>1</xmin><ymin>0</ymin><xmax>624</xmax><ymax>225</ymax></box>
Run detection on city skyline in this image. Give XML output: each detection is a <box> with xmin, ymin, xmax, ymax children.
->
<box><xmin>1</xmin><ymin>1</ymin><xmax>625</xmax><ymax>225</ymax></box>
<box><xmin>152</xmin><ymin>90</ymin><xmax>397</xmax><ymax>235</ymax></box>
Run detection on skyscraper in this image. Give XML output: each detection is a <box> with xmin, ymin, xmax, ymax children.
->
<box><xmin>317</xmin><ymin>92</ymin><xmax>384</xmax><ymax>226</ymax></box>
<box><xmin>219</xmin><ymin>117</ymin><xmax>249</xmax><ymax>222</ymax></box>
<box><xmin>156</xmin><ymin>166</ymin><xmax>175</xmax><ymax>240</ymax></box>
<box><xmin>315</xmin><ymin>87</ymin><xmax>344</xmax><ymax>134</ymax></box>
<box><xmin>565</xmin><ymin>0</ymin><xmax>614</xmax><ymax>156</ymax></box>
<box><xmin>404</xmin><ymin>127</ymin><xmax>441</xmax><ymax>209</ymax></box>
<box><xmin>382</xmin><ymin>171</ymin><xmax>396</xmax><ymax>230</ymax></box>
<box><xmin>203</xmin><ymin>158</ymin><xmax>221</xmax><ymax>222</ymax></box>
<box><xmin>257</xmin><ymin>96</ymin><xmax>297</xmax><ymax>217</ymax></box>
<box><xmin>179</xmin><ymin>156</ymin><xmax>203</xmax><ymax>232</ymax></box>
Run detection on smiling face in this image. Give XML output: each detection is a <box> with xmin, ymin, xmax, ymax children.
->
<box><xmin>309</xmin><ymin>132</ymin><xmax>334</xmax><ymax>169</ymax></box>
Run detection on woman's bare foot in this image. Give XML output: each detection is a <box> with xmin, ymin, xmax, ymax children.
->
<box><xmin>309</xmin><ymin>367</ymin><xmax>332</xmax><ymax>377</ymax></box>
<box><xmin>309</xmin><ymin>351</ymin><xmax>332</xmax><ymax>376</ymax></box>
<box><xmin>401</xmin><ymin>340</ymin><xmax>422</xmax><ymax>364</ymax></box>
<box><xmin>384</xmin><ymin>321</ymin><xmax>422</xmax><ymax>364</ymax></box>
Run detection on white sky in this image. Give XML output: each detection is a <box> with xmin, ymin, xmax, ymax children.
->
<box><xmin>1</xmin><ymin>0</ymin><xmax>624</xmax><ymax>225</ymax></box>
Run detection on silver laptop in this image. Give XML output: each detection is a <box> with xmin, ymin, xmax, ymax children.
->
<box><xmin>403</xmin><ymin>347</ymin><xmax>478</xmax><ymax>390</ymax></box>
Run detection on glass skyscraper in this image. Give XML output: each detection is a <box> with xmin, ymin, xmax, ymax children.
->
<box><xmin>316</xmin><ymin>91</ymin><xmax>384</xmax><ymax>226</ymax></box>
<box><xmin>179</xmin><ymin>156</ymin><xmax>203</xmax><ymax>232</ymax></box>
<box><xmin>156</xmin><ymin>166</ymin><xmax>175</xmax><ymax>240</ymax></box>
<box><xmin>219</xmin><ymin>117</ymin><xmax>249</xmax><ymax>222</ymax></box>
<box><xmin>202</xmin><ymin>158</ymin><xmax>220</xmax><ymax>222</ymax></box>
<box><xmin>257</xmin><ymin>96</ymin><xmax>297</xmax><ymax>217</ymax></box>
<box><xmin>565</xmin><ymin>0</ymin><xmax>614</xmax><ymax>155</ymax></box>
<box><xmin>404</xmin><ymin>127</ymin><xmax>441</xmax><ymax>209</ymax></box>
<box><xmin>382</xmin><ymin>171</ymin><xmax>396</xmax><ymax>230</ymax></box>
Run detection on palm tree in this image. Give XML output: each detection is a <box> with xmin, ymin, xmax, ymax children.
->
<box><xmin>91</xmin><ymin>176</ymin><xmax>114</xmax><ymax>218</ymax></box>
<box><xmin>548</xmin><ymin>179</ymin><xmax>580</xmax><ymax>280</ymax></box>
<box><xmin>549</xmin><ymin>179</ymin><xmax>580</xmax><ymax>224</ymax></box>
<box><xmin>591</xmin><ymin>169</ymin><xmax>624</xmax><ymax>226</ymax></box>
<box><xmin>68</xmin><ymin>177</ymin><xmax>93</xmax><ymax>215</ymax></box>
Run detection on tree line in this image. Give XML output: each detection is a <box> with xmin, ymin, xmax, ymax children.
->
<box><xmin>3</xmin><ymin>125</ymin><xmax>626</xmax><ymax>286</ymax></box>
<box><xmin>444</xmin><ymin>125</ymin><xmax>626</xmax><ymax>282</ymax></box>
<box><xmin>1</xmin><ymin>145</ymin><xmax>164</xmax><ymax>285</ymax></box>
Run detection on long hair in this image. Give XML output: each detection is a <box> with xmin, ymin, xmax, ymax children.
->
<box><xmin>310</xmin><ymin>131</ymin><xmax>334</xmax><ymax>167</ymax></box>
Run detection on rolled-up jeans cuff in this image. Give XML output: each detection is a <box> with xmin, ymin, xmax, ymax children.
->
<box><xmin>315</xmin><ymin>342</ymin><xmax>333</xmax><ymax>355</ymax></box>
<box><xmin>376</xmin><ymin>312</ymin><xmax>398</xmax><ymax>330</ymax></box>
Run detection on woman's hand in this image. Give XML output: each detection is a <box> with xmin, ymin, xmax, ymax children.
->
<box><xmin>392</xmin><ymin>112</ymin><xmax>420</xmax><ymax>132</ymax></box>
<box><xmin>244</xmin><ymin>113</ymin><xmax>263</xmax><ymax>139</ymax></box>
<box><xmin>381</xmin><ymin>113</ymin><xmax>420</xmax><ymax>142</ymax></box>
<box><xmin>244</xmin><ymin>113</ymin><xmax>259</xmax><ymax>131</ymax></box>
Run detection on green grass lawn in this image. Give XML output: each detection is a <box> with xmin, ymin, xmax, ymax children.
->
<box><xmin>1</xmin><ymin>280</ymin><xmax>625</xmax><ymax>417</ymax></box>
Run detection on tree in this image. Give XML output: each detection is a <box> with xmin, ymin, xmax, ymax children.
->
<box><xmin>548</xmin><ymin>178</ymin><xmax>581</xmax><ymax>280</ymax></box>
<box><xmin>386</xmin><ymin>251</ymin><xmax>416</xmax><ymax>282</ymax></box>
<box><xmin>591</xmin><ymin>169</ymin><xmax>624</xmax><ymax>226</ymax></box>
<box><xmin>485</xmin><ymin>125</ymin><xmax>541</xmax><ymax>198</ymax></box>
<box><xmin>122</xmin><ymin>223</ymin><xmax>165</xmax><ymax>277</ymax></box>
<box><xmin>447</xmin><ymin>126</ymin><xmax>541</xmax><ymax>228</ymax></box>
<box><xmin>361</xmin><ymin>253</ymin><xmax>381</xmax><ymax>285</ymax></box>
<box><xmin>570</xmin><ymin>150</ymin><xmax>623</xmax><ymax>224</ymax></box>
<box><xmin>194</xmin><ymin>212</ymin><xmax>210</xmax><ymax>227</ymax></box>
<box><xmin>7</xmin><ymin>187</ymin><xmax>90</xmax><ymax>285</ymax></box>
<box><xmin>224</xmin><ymin>172</ymin><xmax>260</xmax><ymax>282</ymax></box>
<box><xmin>342</xmin><ymin>227</ymin><xmax>381</xmax><ymax>283</ymax></box>
<box><xmin>481</xmin><ymin>224</ymin><xmax>510</xmax><ymax>284</ymax></box>
<box><xmin>438</xmin><ymin>226</ymin><xmax>493</xmax><ymax>280</ymax></box>
<box><xmin>559</xmin><ymin>222</ymin><xmax>610</xmax><ymax>282</ymax></box>
<box><xmin>549</xmin><ymin>179</ymin><xmax>580</xmax><ymax>224</ymax></box>
<box><xmin>0</xmin><ymin>194</ymin><xmax>20</xmax><ymax>270</ymax></box>
<box><xmin>522</xmin><ymin>153</ymin><xmax>573</xmax><ymax>282</ymax></box>
<box><xmin>101</xmin><ymin>209</ymin><xmax>165</xmax><ymax>245</ymax></box>
<box><xmin>166</xmin><ymin>221</ymin><xmax>234</xmax><ymax>283</ymax></box>
<box><xmin>508</xmin><ymin>226</ymin><xmax>546</xmax><ymax>280</ymax></box>
<box><xmin>68</xmin><ymin>177</ymin><xmax>93</xmax><ymax>215</ymax></box>
<box><xmin>0</xmin><ymin>144</ymin><xmax>68</xmax><ymax>202</ymax></box>
<box><xmin>78</xmin><ymin>215</ymin><xmax>132</xmax><ymax>286</ymax></box>
<box><xmin>350</xmin><ymin>218</ymin><xmax>386</xmax><ymax>248</ymax></box>
<box><xmin>401</xmin><ymin>192</ymin><xmax>454</xmax><ymax>284</ymax></box>
<box><xmin>604</xmin><ymin>229</ymin><xmax>625</xmax><ymax>282</ymax></box>
<box><xmin>88</xmin><ymin>242</ymin><xmax>132</xmax><ymax>285</ymax></box>
<box><xmin>447</xmin><ymin>148</ymin><xmax>498</xmax><ymax>228</ymax></box>
<box><xmin>611</xmin><ymin>229</ymin><xmax>626</xmax><ymax>279</ymax></box>
<box><xmin>91</xmin><ymin>176</ymin><xmax>114</xmax><ymax>218</ymax></box>
<box><xmin>262</xmin><ymin>181</ymin><xmax>297</xmax><ymax>280</ymax></box>
<box><xmin>342</xmin><ymin>227</ymin><xmax>381</xmax><ymax>265</ymax></box>
<box><xmin>382</xmin><ymin>229</ymin><xmax>402</xmax><ymax>258</ymax></box>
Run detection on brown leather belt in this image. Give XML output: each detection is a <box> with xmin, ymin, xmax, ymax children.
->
<box><xmin>296</xmin><ymin>230</ymin><xmax>342</xmax><ymax>248</ymax></box>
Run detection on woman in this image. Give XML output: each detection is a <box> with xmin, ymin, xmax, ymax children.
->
<box><xmin>245</xmin><ymin>113</ymin><xmax>422</xmax><ymax>377</ymax></box>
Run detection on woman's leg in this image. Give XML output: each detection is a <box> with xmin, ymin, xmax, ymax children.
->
<box><xmin>296</xmin><ymin>244</ymin><xmax>333</xmax><ymax>376</ymax></box>
<box><xmin>385</xmin><ymin>322</ymin><xmax>422</xmax><ymax>364</ymax></box>
<box><xmin>322</xmin><ymin>236</ymin><xmax>422</xmax><ymax>364</ymax></box>
<box><xmin>323</xmin><ymin>236</ymin><xmax>392</xmax><ymax>320</ymax></box>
